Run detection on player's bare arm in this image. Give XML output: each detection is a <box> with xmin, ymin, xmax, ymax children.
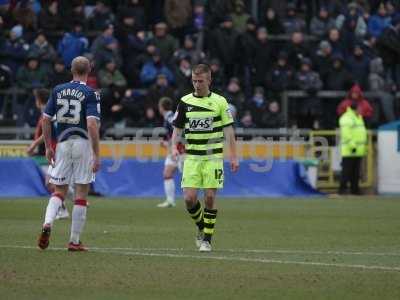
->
<box><xmin>224</xmin><ymin>125</ymin><xmax>239</xmax><ymax>172</ymax></box>
<box><xmin>87</xmin><ymin>118</ymin><xmax>100</xmax><ymax>172</ymax></box>
<box><xmin>171</xmin><ymin>127</ymin><xmax>183</xmax><ymax>160</ymax></box>
<box><xmin>42</xmin><ymin>117</ymin><xmax>55</xmax><ymax>166</ymax></box>
<box><xmin>26</xmin><ymin>134</ymin><xmax>44</xmax><ymax>156</ymax></box>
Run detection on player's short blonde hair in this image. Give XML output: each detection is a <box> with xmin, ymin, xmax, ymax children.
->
<box><xmin>71</xmin><ymin>56</ymin><xmax>91</xmax><ymax>76</ymax></box>
<box><xmin>192</xmin><ymin>64</ymin><xmax>211</xmax><ymax>76</ymax></box>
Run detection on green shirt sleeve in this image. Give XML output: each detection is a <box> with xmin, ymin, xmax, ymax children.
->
<box><xmin>220</xmin><ymin>97</ymin><xmax>234</xmax><ymax>127</ymax></box>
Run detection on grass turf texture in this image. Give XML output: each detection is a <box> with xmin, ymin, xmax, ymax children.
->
<box><xmin>0</xmin><ymin>197</ymin><xmax>399</xmax><ymax>300</ymax></box>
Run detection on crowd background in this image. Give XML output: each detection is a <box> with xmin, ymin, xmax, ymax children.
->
<box><xmin>0</xmin><ymin>0</ymin><xmax>399</xmax><ymax>133</ymax></box>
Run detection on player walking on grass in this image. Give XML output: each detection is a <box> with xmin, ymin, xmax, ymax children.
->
<box><xmin>171</xmin><ymin>64</ymin><xmax>239</xmax><ymax>252</ymax></box>
<box><xmin>38</xmin><ymin>56</ymin><xmax>101</xmax><ymax>251</ymax></box>
<box><xmin>27</xmin><ymin>88</ymin><xmax>70</xmax><ymax>220</ymax></box>
<box><xmin>157</xmin><ymin>97</ymin><xmax>184</xmax><ymax>208</ymax></box>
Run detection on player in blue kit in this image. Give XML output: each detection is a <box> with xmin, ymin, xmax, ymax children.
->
<box><xmin>37</xmin><ymin>56</ymin><xmax>101</xmax><ymax>251</ymax></box>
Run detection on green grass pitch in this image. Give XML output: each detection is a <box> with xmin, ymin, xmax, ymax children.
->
<box><xmin>0</xmin><ymin>197</ymin><xmax>400</xmax><ymax>300</ymax></box>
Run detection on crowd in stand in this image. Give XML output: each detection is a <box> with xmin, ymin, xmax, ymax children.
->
<box><xmin>0</xmin><ymin>0</ymin><xmax>399</xmax><ymax>131</ymax></box>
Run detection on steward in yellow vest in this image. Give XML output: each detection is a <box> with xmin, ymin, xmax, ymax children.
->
<box><xmin>339</xmin><ymin>104</ymin><xmax>368</xmax><ymax>195</ymax></box>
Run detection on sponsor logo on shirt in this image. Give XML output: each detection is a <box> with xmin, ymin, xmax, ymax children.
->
<box><xmin>188</xmin><ymin>117</ymin><xmax>213</xmax><ymax>131</ymax></box>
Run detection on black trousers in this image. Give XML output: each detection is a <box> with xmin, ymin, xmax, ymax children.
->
<box><xmin>339</xmin><ymin>157</ymin><xmax>362</xmax><ymax>195</ymax></box>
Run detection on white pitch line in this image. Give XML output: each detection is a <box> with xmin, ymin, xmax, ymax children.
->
<box><xmin>1</xmin><ymin>245</ymin><xmax>400</xmax><ymax>272</ymax></box>
<box><xmin>2</xmin><ymin>245</ymin><xmax>400</xmax><ymax>257</ymax></box>
<box><xmin>87</xmin><ymin>247</ymin><xmax>400</xmax><ymax>257</ymax></box>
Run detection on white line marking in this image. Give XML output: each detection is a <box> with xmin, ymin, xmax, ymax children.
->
<box><xmin>87</xmin><ymin>247</ymin><xmax>400</xmax><ymax>257</ymax></box>
<box><xmin>1</xmin><ymin>245</ymin><xmax>400</xmax><ymax>272</ymax></box>
<box><xmin>2</xmin><ymin>245</ymin><xmax>400</xmax><ymax>257</ymax></box>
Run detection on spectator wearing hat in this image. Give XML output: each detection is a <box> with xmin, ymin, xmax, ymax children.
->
<box><xmin>29</xmin><ymin>31</ymin><xmax>57</xmax><ymax>73</ymax></box>
<box><xmin>57</xmin><ymin>21</ymin><xmax>88</xmax><ymax>67</ymax></box>
<box><xmin>321</xmin><ymin>54</ymin><xmax>353</xmax><ymax>129</ymax></box>
<box><xmin>149</xmin><ymin>22</ymin><xmax>179</xmax><ymax>65</ymax></box>
<box><xmin>174</xmin><ymin>55</ymin><xmax>192</xmax><ymax>97</ymax></box>
<box><xmin>310</xmin><ymin>6</ymin><xmax>336</xmax><ymax>38</ymax></box>
<box><xmin>91</xmin><ymin>22</ymin><xmax>115</xmax><ymax>58</ymax></box>
<box><xmin>324</xmin><ymin>54</ymin><xmax>353</xmax><ymax>91</ymax></box>
<box><xmin>224</xmin><ymin>77</ymin><xmax>246</xmax><ymax>113</ymax></box>
<box><xmin>265</xmin><ymin>51</ymin><xmax>295</xmax><ymax>97</ymax></box>
<box><xmin>261</xmin><ymin>7</ymin><xmax>284</xmax><ymax>35</ymax></box>
<box><xmin>48</xmin><ymin>58</ymin><xmax>71</xmax><ymax>88</ymax></box>
<box><xmin>38</xmin><ymin>0</ymin><xmax>63</xmax><ymax>33</ymax></box>
<box><xmin>230</xmin><ymin>0</ymin><xmax>250</xmax><ymax>33</ymax></box>
<box><xmin>294</xmin><ymin>58</ymin><xmax>323</xmax><ymax>129</ymax></box>
<box><xmin>282</xmin><ymin>3</ymin><xmax>306</xmax><ymax>34</ymax></box>
<box><xmin>139</xmin><ymin>49</ymin><xmax>175</xmax><ymax>86</ymax></box>
<box><xmin>337</xmin><ymin>84</ymin><xmax>373</xmax><ymax>120</ymax></box>
<box><xmin>336</xmin><ymin>2</ymin><xmax>367</xmax><ymax>48</ymax></box>
<box><xmin>0</xmin><ymin>25</ymin><xmax>30</xmax><ymax>77</ymax></box>
<box><xmin>345</xmin><ymin>43</ymin><xmax>370</xmax><ymax>89</ymax></box>
<box><xmin>368</xmin><ymin>3</ymin><xmax>391</xmax><ymax>38</ymax></box>
<box><xmin>209</xmin><ymin>58</ymin><xmax>226</xmax><ymax>94</ymax></box>
<box><xmin>208</xmin><ymin>15</ymin><xmax>239</xmax><ymax>79</ymax></box>
<box><xmin>88</xmin><ymin>0</ymin><xmax>115</xmax><ymax>31</ymax></box>
<box><xmin>94</xmin><ymin>36</ymin><xmax>122</xmax><ymax>70</ymax></box>
<box><xmin>253</xmin><ymin>26</ymin><xmax>275</xmax><ymax>86</ymax></box>
<box><xmin>314</xmin><ymin>40</ymin><xmax>333</xmax><ymax>83</ymax></box>
<box><xmin>164</xmin><ymin>0</ymin><xmax>192</xmax><ymax>43</ymax></box>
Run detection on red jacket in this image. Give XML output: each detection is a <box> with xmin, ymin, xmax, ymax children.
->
<box><xmin>337</xmin><ymin>84</ymin><xmax>373</xmax><ymax>119</ymax></box>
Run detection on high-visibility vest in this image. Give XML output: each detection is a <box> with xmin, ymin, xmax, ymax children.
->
<box><xmin>339</xmin><ymin>107</ymin><xmax>368</xmax><ymax>157</ymax></box>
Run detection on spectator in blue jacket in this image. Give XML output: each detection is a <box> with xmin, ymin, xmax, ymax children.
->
<box><xmin>368</xmin><ymin>3</ymin><xmax>391</xmax><ymax>38</ymax></box>
<box><xmin>0</xmin><ymin>25</ymin><xmax>30</xmax><ymax>78</ymax></box>
<box><xmin>139</xmin><ymin>49</ymin><xmax>174</xmax><ymax>86</ymax></box>
<box><xmin>57</xmin><ymin>22</ymin><xmax>89</xmax><ymax>67</ymax></box>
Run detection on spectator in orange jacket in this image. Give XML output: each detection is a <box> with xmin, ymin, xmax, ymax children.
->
<box><xmin>337</xmin><ymin>84</ymin><xmax>373</xmax><ymax>119</ymax></box>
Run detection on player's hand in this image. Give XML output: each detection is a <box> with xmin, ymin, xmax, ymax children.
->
<box><xmin>171</xmin><ymin>146</ymin><xmax>180</xmax><ymax>161</ymax></box>
<box><xmin>160</xmin><ymin>140</ymin><xmax>168</xmax><ymax>148</ymax></box>
<box><xmin>92</xmin><ymin>155</ymin><xmax>101</xmax><ymax>173</ymax></box>
<box><xmin>230</xmin><ymin>157</ymin><xmax>239</xmax><ymax>173</ymax></box>
<box><xmin>26</xmin><ymin>144</ymin><xmax>36</xmax><ymax>156</ymax></box>
<box><xmin>45</xmin><ymin>147</ymin><xmax>55</xmax><ymax>167</ymax></box>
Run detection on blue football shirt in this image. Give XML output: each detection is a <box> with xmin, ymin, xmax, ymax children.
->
<box><xmin>44</xmin><ymin>81</ymin><xmax>100</xmax><ymax>142</ymax></box>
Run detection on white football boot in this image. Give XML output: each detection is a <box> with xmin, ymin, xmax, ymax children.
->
<box><xmin>157</xmin><ymin>200</ymin><xmax>176</xmax><ymax>208</ymax></box>
<box><xmin>199</xmin><ymin>240</ymin><xmax>212</xmax><ymax>252</ymax></box>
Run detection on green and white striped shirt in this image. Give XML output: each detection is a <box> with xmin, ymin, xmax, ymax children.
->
<box><xmin>173</xmin><ymin>92</ymin><xmax>234</xmax><ymax>160</ymax></box>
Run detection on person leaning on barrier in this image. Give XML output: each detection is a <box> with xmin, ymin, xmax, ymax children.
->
<box><xmin>338</xmin><ymin>101</ymin><xmax>368</xmax><ymax>195</ymax></box>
